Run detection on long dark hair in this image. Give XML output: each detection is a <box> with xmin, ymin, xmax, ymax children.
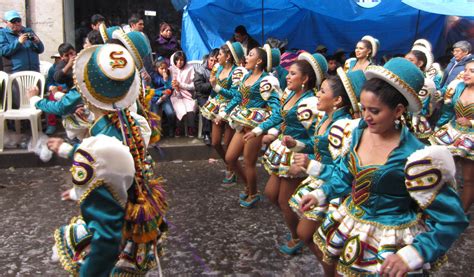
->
<box><xmin>326</xmin><ymin>75</ymin><xmax>351</xmax><ymax>108</ymax></box>
<box><xmin>293</xmin><ymin>60</ymin><xmax>316</xmax><ymax>91</ymax></box>
<box><xmin>253</xmin><ymin>47</ymin><xmax>267</xmax><ymax>72</ymax></box>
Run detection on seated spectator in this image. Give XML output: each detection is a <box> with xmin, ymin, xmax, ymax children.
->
<box><xmin>150</xmin><ymin>58</ymin><xmax>175</xmax><ymax>137</ymax></box>
<box><xmin>169</xmin><ymin>51</ymin><xmax>196</xmax><ymax>137</ymax></box>
<box><xmin>193</xmin><ymin>49</ymin><xmax>219</xmax><ymax>145</ymax></box>
<box><xmin>155</xmin><ymin>22</ymin><xmax>180</xmax><ymax>65</ymax></box>
<box><xmin>53</xmin><ymin>43</ymin><xmax>76</xmax><ymax>91</ymax></box>
<box><xmin>231</xmin><ymin>25</ymin><xmax>260</xmax><ymax>55</ymax></box>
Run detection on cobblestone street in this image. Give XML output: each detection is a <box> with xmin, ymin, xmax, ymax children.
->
<box><xmin>0</xmin><ymin>160</ymin><xmax>473</xmax><ymax>276</ymax></box>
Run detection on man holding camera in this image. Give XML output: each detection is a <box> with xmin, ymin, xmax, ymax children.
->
<box><xmin>0</xmin><ymin>10</ymin><xmax>44</xmax><ymax>107</ymax></box>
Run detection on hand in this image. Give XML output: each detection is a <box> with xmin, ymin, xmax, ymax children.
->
<box><xmin>293</xmin><ymin>153</ymin><xmax>309</xmax><ymax>169</ymax></box>
<box><xmin>262</xmin><ymin>134</ymin><xmax>276</xmax><ymax>145</ymax></box>
<box><xmin>61</xmin><ymin>189</ymin><xmax>73</xmax><ymax>201</ymax></box>
<box><xmin>288</xmin><ymin>164</ymin><xmax>304</xmax><ymax>176</ymax></box>
<box><xmin>456</xmin><ymin>117</ymin><xmax>472</xmax><ymax>127</ymax></box>
<box><xmin>282</xmin><ymin>135</ymin><xmax>296</xmax><ymax>148</ymax></box>
<box><xmin>162</xmin><ymin>71</ymin><xmax>169</xmax><ymax>80</ymax></box>
<box><xmin>210</xmin><ymin>75</ymin><xmax>217</xmax><ymax>87</ymax></box>
<box><xmin>27</xmin><ymin>86</ymin><xmax>39</xmax><ymax>99</ymax></box>
<box><xmin>380</xmin><ymin>253</ymin><xmax>410</xmax><ymax>276</ymax></box>
<box><xmin>32</xmin><ymin>34</ymin><xmax>40</xmax><ymax>43</ymax></box>
<box><xmin>141</xmin><ymin>71</ymin><xmax>151</xmax><ymax>83</ymax></box>
<box><xmin>49</xmin><ymin>86</ymin><xmax>58</xmax><ymax>93</ymax></box>
<box><xmin>18</xmin><ymin>33</ymin><xmax>28</xmax><ymax>44</ymax></box>
<box><xmin>47</xmin><ymin>137</ymin><xmax>65</xmax><ymax>153</ymax></box>
<box><xmin>243</xmin><ymin>131</ymin><xmax>257</xmax><ymax>142</ymax></box>
<box><xmin>66</xmin><ymin>56</ymin><xmax>75</xmax><ymax>67</ymax></box>
<box><xmin>172</xmin><ymin>80</ymin><xmax>180</xmax><ymax>90</ymax></box>
<box><xmin>299</xmin><ymin>194</ymin><xmax>318</xmax><ymax>212</ymax></box>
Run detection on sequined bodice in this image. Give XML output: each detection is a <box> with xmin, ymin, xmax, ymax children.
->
<box><xmin>455</xmin><ymin>101</ymin><xmax>474</xmax><ymax>119</ymax></box>
<box><xmin>217</xmin><ymin>77</ymin><xmax>229</xmax><ymax>89</ymax></box>
<box><xmin>240</xmin><ymin>85</ymin><xmax>251</xmax><ymax>107</ymax></box>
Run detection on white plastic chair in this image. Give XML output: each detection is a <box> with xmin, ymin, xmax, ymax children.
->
<box><xmin>0</xmin><ymin>71</ymin><xmax>45</xmax><ymax>152</ymax></box>
<box><xmin>40</xmin><ymin>60</ymin><xmax>53</xmax><ymax>80</ymax></box>
<box><xmin>0</xmin><ymin>71</ymin><xmax>9</xmax><ymax>151</ymax></box>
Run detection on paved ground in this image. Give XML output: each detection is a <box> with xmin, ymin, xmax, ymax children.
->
<box><xmin>0</xmin><ymin>160</ymin><xmax>473</xmax><ymax>276</ymax></box>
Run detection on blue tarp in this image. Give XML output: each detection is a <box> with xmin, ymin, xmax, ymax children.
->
<box><xmin>181</xmin><ymin>0</ymin><xmax>447</xmax><ymax>61</ymax></box>
<box><xmin>402</xmin><ymin>0</ymin><xmax>474</xmax><ymax>17</ymax></box>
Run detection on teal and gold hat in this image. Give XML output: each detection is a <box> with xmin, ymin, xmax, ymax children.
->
<box><xmin>263</xmin><ymin>44</ymin><xmax>281</xmax><ymax>72</ymax></box>
<box><xmin>365</xmin><ymin>57</ymin><xmax>424</xmax><ymax>113</ymax></box>
<box><xmin>114</xmin><ymin>31</ymin><xmax>152</xmax><ymax>70</ymax></box>
<box><xmin>226</xmin><ymin>41</ymin><xmax>246</xmax><ymax>65</ymax></box>
<box><xmin>361</xmin><ymin>35</ymin><xmax>379</xmax><ymax>58</ymax></box>
<box><xmin>98</xmin><ymin>23</ymin><xmax>123</xmax><ymax>43</ymax></box>
<box><xmin>74</xmin><ymin>44</ymin><xmax>140</xmax><ymax>111</ymax></box>
<box><xmin>337</xmin><ymin>68</ymin><xmax>366</xmax><ymax>114</ymax></box>
<box><xmin>297</xmin><ymin>52</ymin><xmax>328</xmax><ymax>88</ymax></box>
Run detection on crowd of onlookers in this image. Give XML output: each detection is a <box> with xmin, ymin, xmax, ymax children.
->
<box><xmin>0</xmin><ymin>10</ymin><xmax>472</xmax><ymax>148</ymax></box>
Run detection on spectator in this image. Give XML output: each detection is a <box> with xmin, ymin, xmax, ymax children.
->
<box><xmin>315</xmin><ymin>44</ymin><xmax>328</xmax><ymax>56</ymax></box>
<box><xmin>440</xmin><ymin>40</ymin><xmax>473</xmax><ymax>88</ymax></box>
<box><xmin>169</xmin><ymin>51</ymin><xmax>196</xmax><ymax>137</ymax></box>
<box><xmin>231</xmin><ymin>25</ymin><xmax>259</xmax><ymax>55</ymax></box>
<box><xmin>90</xmin><ymin>14</ymin><xmax>105</xmax><ymax>31</ymax></box>
<box><xmin>193</xmin><ymin>49</ymin><xmax>219</xmax><ymax>145</ymax></box>
<box><xmin>128</xmin><ymin>14</ymin><xmax>144</xmax><ymax>32</ymax></box>
<box><xmin>44</xmin><ymin>53</ymin><xmax>64</xmax><ymax>135</ymax></box>
<box><xmin>83</xmin><ymin>30</ymin><xmax>104</xmax><ymax>49</ymax></box>
<box><xmin>326</xmin><ymin>55</ymin><xmax>339</xmax><ymax>76</ymax></box>
<box><xmin>53</xmin><ymin>43</ymin><xmax>76</xmax><ymax>90</ymax></box>
<box><xmin>150</xmin><ymin>58</ymin><xmax>175</xmax><ymax>137</ymax></box>
<box><xmin>154</xmin><ymin>22</ymin><xmax>180</xmax><ymax>65</ymax></box>
<box><xmin>0</xmin><ymin>10</ymin><xmax>44</xmax><ymax>108</ymax></box>
<box><xmin>333</xmin><ymin>48</ymin><xmax>347</xmax><ymax>65</ymax></box>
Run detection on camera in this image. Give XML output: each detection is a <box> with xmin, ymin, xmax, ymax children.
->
<box><xmin>22</xmin><ymin>32</ymin><xmax>35</xmax><ymax>40</ymax></box>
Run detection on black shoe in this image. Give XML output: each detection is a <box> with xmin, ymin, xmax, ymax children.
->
<box><xmin>203</xmin><ymin>134</ymin><xmax>211</xmax><ymax>145</ymax></box>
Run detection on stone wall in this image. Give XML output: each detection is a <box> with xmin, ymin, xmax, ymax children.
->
<box><xmin>0</xmin><ymin>0</ymin><xmax>64</xmax><ymax>62</ymax></box>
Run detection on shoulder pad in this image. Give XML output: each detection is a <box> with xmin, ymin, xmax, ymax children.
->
<box><xmin>404</xmin><ymin>145</ymin><xmax>456</xmax><ymax>209</ymax></box>
<box><xmin>260</xmin><ymin>75</ymin><xmax>281</xmax><ymax>101</ymax></box>
<box><xmin>328</xmin><ymin>118</ymin><xmax>360</xmax><ymax>160</ymax></box>
<box><xmin>296</xmin><ymin>96</ymin><xmax>319</xmax><ymax>130</ymax></box>
<box><xmin>444</xmin><ymin>79</ymin><xmax>462</xmax><ymax>104</ymax></box>
<box><xmin>231</xmin><ymin>67</ymin><xmax>248</xmax><ymax>86</ymax></box>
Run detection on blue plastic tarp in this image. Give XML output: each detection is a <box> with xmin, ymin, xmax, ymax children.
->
<box><xmin>181</xmin><ymin>0</ymin><xmax>447</xmax><ymax>61</ymax></box>
<box><xmin>402</xmin><ymin>0</ymin><xmax>474</xmax><ymax>17</ymax></box>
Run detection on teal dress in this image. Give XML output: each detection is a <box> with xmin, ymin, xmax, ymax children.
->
<box><xmin>260</xmin><ymin>90</ymin><xmax>317</xmax><ymax>177</ymax></box>
<box><xmin>312</xmin><ymin>120</ymin><xmax>468</xmax><ymax>275</ymax></box>
<box><xmin>228</xmin><ymin>71</ymin><xmax>280</xmax><ymax>129</ymax></box>
<box><xmin>200</xmin><ymin>65</ymin><xmax>237</xmax><ymax>120</ymax></box>
<box><xmin>288</xmin><ymin>108</ymin><xmax>353</xmax><ymax>221</ymax></box>
<box><xmin>430</xmin><ymin>81</ymin><xmax>474</xmax><ymax>160</ymax></box>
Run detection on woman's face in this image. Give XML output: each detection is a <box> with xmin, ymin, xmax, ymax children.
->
<box><xmin>360</xmin><ymin>90</ymin><xmax>404</xmax><ymax>134</ymax></box>
<box><xmin>161</xmin><ymin>27</ymin><xmax>173</xmax><ymax>39</ymax></box>
<box><xmin>176</xmin><ymin>58</ymin><xmax>185</xmax><ymax>69</ymax></box>
<box><xmin>245</xmin><ymin>48</ymin><xmax>261</xmax><ymax>70</ymax></box>
<box><xmin>217</xmin><ymin>49</ymin><xmax>228</xmax><ymax>65</ymax></box>
<box><xmin>463</xmin><ymin>62</ymin><xmax>474</xmax><ymax>86</ymax></box>
<box><xmin>404</xmin><ymin>53</ymin><xmax>423</xmax><ymax>69</ymax></box>
<box><xmin>286</xmin><ymin>64</ymin><xmax>308</xmax><ymax>91</ymax></box>
<box><xmin>316</xmin><ymin>80</ymin><xmax>338</xmax><ymax>113</ymax></box>
<box><xmin>355</xmin><ymin>41</ymin><xmax>371</xmax><ymax>60</ymax></box>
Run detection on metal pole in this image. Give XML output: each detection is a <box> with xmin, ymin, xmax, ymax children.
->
<box><xmin>262</xmin><ymin>0</ymin><xmax>264</xmax><ymax>45</ymax></box>
<box><xmin>413</xmin><ymin>10</ymin><xmax>421</xmax><ymax>43</ymax></box>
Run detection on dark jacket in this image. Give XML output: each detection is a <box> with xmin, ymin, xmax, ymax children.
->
<box><xmin>440</xmin><ymin>54</ymin><xmax>473</xmax><ymax>88</ymax></box>
<box><xmin>53</xmin><ymin>60</ymin><xmax>74</xmax><ymax>90</ymax></box>
<box><xmin>0</xmin><ymin>26</ymin><xmax>44</xmax><ymax>73</ymax></box>
<box><xmin>154</xmin><ymin>35</ymin><xmax>180</xmax><ymax>60</ymax></box>
<box><xmin>193</xmin><ymin>61</ymin><xmax>212</xmax><ymax>98</ymax></box>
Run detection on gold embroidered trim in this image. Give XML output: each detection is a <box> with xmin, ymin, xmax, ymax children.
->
<box><xmin>338</xmin><ymin>68</ymin><xmax>360</xmax><ymax>113</ymax></box>
<box><xmin>120</xmin><ymin>33</ymin><xmax>144</xmax><ymax>69</ymax></box>
<box><xmin>342</xmin><ymin>198</ymin><xmax>423</xmax><ymax>230</ymax></box>
<box><xmin>83</xmin><ymin>65</ymin><xmax>128</xmax><ymax>104</ymax></box>
<box><xmin>54</xmin><ymin>228</ymin><xmax>80</xmax><ymax>276</ymax></box>
<box><xmin>78</xmin><ymin>179</ymin><xmax>127</xmax><ymax>208</ymax></box>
